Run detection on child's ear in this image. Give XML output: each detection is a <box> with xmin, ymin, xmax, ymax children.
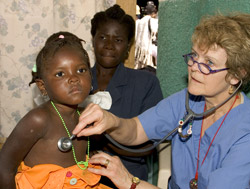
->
<box><xmin>35</xmin><ymin>79</ymin><xmax>47</xmax><ymax>96</ymax></box>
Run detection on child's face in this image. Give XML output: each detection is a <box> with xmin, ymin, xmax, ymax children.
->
<box><xmin>38</xmin><ymin>47</ymin><xmax>91</xmax><ymax>105</ymax></box>
<box><xmin>93</xmin><ymin>20</ymin><xmax>129</xmax><ymax>68</ymax></box>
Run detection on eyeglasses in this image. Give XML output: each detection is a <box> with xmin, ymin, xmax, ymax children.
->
<box><xmin>183</xmin><ymin>53</ymin><xmax>229</xmax><ymax>75</ymax></box>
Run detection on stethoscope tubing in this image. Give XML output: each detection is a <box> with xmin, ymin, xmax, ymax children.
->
<box><xmin>104</xmin><ymin>126</ymin><xmax>178</xmax><ymax>153</ymax></box>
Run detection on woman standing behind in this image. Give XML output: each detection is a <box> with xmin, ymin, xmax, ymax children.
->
<box><xmin>88</xmin><ymin>4</ymin><xmax>163</xmax><ymax>187</ymax></box>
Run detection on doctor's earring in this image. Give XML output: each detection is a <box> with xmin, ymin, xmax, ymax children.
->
<box><xmin>228</xmin><ymin>85</ymin><xmax>234</xmax><ymax>95</ymax></box>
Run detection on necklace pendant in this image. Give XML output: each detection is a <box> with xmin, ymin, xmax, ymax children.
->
<box><xmin>189</xmin><ymin>178</ymin><xmax>198</xmax><ymax>189</ymax></box>
<box><xmin>187</xmin><ymin>124</ymin><xmax>192</xmax><ymax>135</ymax></box>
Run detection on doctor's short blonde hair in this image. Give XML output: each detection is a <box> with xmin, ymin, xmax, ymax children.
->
<box><xmin>192</xmin><ymin>13</ymin><xmax>250</xmax><ymax>86</ymax></box>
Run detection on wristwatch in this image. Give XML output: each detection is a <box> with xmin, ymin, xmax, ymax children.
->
<box><xmin>130</xmin><ymin>176</ymin><xmax>140</xmax><ymax>189</ymax></box>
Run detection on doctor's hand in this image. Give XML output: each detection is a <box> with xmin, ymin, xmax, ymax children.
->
<box><xmin>88</xmin><ymin>152</ymin><xmax>159</xmax><ymax>189</ymax></box>
<box><xmin>88</xmin><ymin>152</ymin><xmax>133</xmax><ymax>189</ymax></box>
<box><xmin>72</xmin><ymin>103</ymin><xmax>117</xmax><ymax>137</ymax></box>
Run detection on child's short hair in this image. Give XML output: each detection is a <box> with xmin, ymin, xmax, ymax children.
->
<box><xmin>29</xmin><ymin>31</ymin><xmax>90</xmax><ymax>86</ymax></box>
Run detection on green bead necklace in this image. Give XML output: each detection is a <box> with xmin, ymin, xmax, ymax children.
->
<box><xmin>51</xmin><ymin>101</ymin><xmax>89</xmax><ymax>170</ymax></box>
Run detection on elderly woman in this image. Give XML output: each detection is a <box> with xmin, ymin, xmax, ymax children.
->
<box><xmin>73</xmin><ymin>13</ymin><xmax>250</xmax><ymax>189</ymax></box>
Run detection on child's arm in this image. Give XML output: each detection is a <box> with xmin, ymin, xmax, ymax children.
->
<box><xmin>0</xmin><ymin>109</ymin><xmax>46</xmax><ymax>188</ymax></box>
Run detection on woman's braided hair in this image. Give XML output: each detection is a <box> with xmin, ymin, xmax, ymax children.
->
<box><xmin>90</xmin><ymin>4</ymin><xmax>135</xmax><ymax>43</ymax></box>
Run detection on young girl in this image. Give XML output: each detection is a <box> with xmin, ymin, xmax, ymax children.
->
<box><xmin>0</xmin><ymin>31</ymin><xmax>111</xmax><ymax>189</ymax></box>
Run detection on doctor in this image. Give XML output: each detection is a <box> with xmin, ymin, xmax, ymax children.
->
<box><xmin>73</xmin><ymin>13</ymin><xmax>250</xmax><ymax>189</ymax></box>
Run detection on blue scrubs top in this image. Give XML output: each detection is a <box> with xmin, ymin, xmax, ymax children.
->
<box><xmin>140</xmin><ymin>88</ymin><xmax>250</xmax><ymax>188</ymax></box>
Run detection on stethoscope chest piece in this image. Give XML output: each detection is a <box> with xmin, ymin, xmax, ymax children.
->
<box><xmin>178</xmin><ymin>117</ymin><xmax>193</xmax><ymax>139</ymax></box>
<box><xmin>57</xmin><ymin>134</ymin><xmax>75</xmax><ymax>152</ymax></box>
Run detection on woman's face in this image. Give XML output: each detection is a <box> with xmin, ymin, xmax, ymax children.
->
<box><xmin>188</xmin><ymin>44</ymin><xmax>232</xmax><ymax>102</ymax></box>
<box><xmin>92</xmin><ymin>20</ymin><xmax>129</xmax><ymax>68</ymax></box>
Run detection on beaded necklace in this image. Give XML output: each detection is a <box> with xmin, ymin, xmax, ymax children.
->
<box><xmin>51</xmin><ymin>101</ymin><xmax>89</xmax><ymax>170</ymax></box>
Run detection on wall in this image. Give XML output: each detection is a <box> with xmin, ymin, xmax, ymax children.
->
<box><xmin>117</xmin><ymin>0</ymin><xmax>136</xmax><ymax>68</ymax></box>
<box><xmin>0</xmin><ymin>0</ymin><xmax>115</xmax><ymax>139</ymax></box>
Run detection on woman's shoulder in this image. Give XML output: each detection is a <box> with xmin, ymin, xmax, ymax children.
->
<box><xmin>125</xmin><ymin>66</ymin><xmax>158</xmax><ymax>80</ymax></box>
<box><xmin>163</xmin><ymin>88</ymin><xmax>204</xmax><ymax>111</ymax></box>
<box><xmin>124</xmin><ymin>68</ymin><xmax>162</xmax><ymax>96</ymax></box>
<box><xmin>167</xmin><ymin>88</ymin><xmax>187</xmax><ymax>100</ymax></box>
<box><xmin>155</xmin><ymin>88</ymin><xmax>187</xmax><ymax>109</ymax></box>
<box><xmin>238</xmin><ymin>92</ymin><xmax>250</xmax><ymax>114</ymax></box>
<box><xmin>242</xmin><ymin>92</ymin><xmax>250</xmax><ymax>103</ymax></box>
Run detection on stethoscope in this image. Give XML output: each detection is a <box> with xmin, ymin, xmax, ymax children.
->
<box><xmin>58</xmin><ymin>135</ymin><xmax>76</xmax><ymax>152</ymax></box>
<box><xmin>57</xmin><ymin>80</ymin><xmax>242</xmax><ymax>153</ymax></box>
<box><xmin>178</xmin><ymin>79</ymin><xmax>242</xmax><ymax>139</ymax></box>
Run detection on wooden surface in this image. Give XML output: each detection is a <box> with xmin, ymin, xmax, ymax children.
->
<box><xmin>116</xmin><ymin>0</ymin><xmax>136</xmax><ymax>68</ymax></box>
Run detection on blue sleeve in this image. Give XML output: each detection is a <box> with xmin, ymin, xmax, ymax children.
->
<box><xmin>139</xmin><ymin>89</ymin><xmax>187</xmax><ymax>140</ymax></box>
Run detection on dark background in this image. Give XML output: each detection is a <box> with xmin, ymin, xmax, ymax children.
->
<box><xmin>137</xmin><ymin>0</ymin><xmax>159</xmax><ymax>17</ymax></box>
<box><xmin>137</xmin><ymin>0</ymin><xmax>159</xmax><ymax>9</ymax></box>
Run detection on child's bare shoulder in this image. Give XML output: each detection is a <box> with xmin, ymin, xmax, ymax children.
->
<box><xmin>17</xmin><ymin>102</ymin><xmax>52</xmax><ymax>134</ymax></box>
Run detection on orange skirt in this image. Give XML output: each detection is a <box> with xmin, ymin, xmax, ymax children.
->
<box><xmin>15</xmin><ymin>161</ymin><xmax>112</xmax><ymax>189</ymax></box>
